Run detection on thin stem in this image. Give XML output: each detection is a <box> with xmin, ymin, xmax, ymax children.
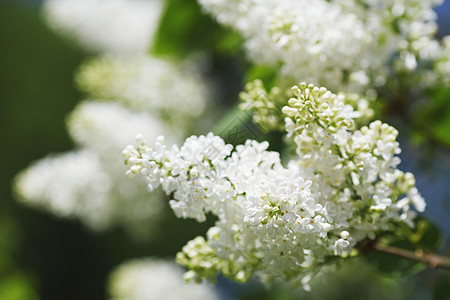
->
<box><xmin>372</xmin><ymin>243</ymin><xmax>450</xmax><ymax>270</ymax></box>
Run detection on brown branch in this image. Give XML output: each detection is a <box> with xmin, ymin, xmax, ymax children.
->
<box><xmin>356</xmin><ymin>238</ymin><xmax>450</xmax><ymax>270</ymax></box>
<box><xmin>372</xmin><ymin>243</ymin><xmax>450</xmax><ymax>270</ymax></box>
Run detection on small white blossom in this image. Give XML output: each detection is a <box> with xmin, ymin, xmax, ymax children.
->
<box><xmin>109</xmin><ymin>258</ymin><xmax>220</xmax><ymax>300</ymax></box>
<box><xmin>340</xmin><ymin>231</ymin><xmax>350</xmax><ymax>239</ymax></box>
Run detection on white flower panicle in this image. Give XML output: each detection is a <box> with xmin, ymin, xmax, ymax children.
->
<box><xmin>124</xmin><ymin>133</ymin><xmax>234</xmax><ymax>222</ymax></box>
<box><xmin>282</xmin><ymin>83</ymin><xmax>425</xmax><ymax>236</ymax></box>
<box><xmin>76</xmin><ymin>54</ymin><xmax>209</xmax><ymax>130</ymax></box>
<box><xmin>15</xmin><ymin>101</ymin><xmax>174</xmax><ymax>239</ymax></box>
<box><xmin>108</xmin><ymin>258</ymin><xmax>219</xmax><ymax>300</ymax></box>
<box><xmin>199</xmin><ymin>0</ymin><xmax>446</xmax><ymax>94</ymax></box>
<box><xmin>42</xmin><ymin>0</ymin><xmax>163</xmax><ymax>54</ymax></box>
<box><xmin>124</xmin><ymin>84</ymin><xmax>424</xmax><ymax>286</ymax></box>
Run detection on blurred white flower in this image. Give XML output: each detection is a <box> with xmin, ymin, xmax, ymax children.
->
<box><xmin>108</xmin><ymin>258</ymin><xmax>220</xmax><ymax>300</ymax></box>
<box><xmin>76</xmin><ymin>54</ymin><xmax>210</xmax><ymax>131</ymax></box>
<box><xmin>15</xmin><ymin>150</ymin><xmax>112</xmax><ymax>228</ymax></box>
<box><xmin>42</xmin><ymin>0</ymin><xmax>163</xmax><ymax>53</ymax></box>
<box><xmin>15</xmin><ymin>0</ymin><xmax>216</xmax><ymax>236</ymax></box>
<box><xmin>14</xmin><ymin>101</ymin><xmax>177</xmax><ymax>239</ymax></box>
<box><xmin>14</xmin><ymin>46</ymin><xmax>214</xmax><ymax>238</ymax></box>
<box><xmin>67</xmin><ymin>101</ymin><xmax>180</xmax><ymax>154</ymax></box>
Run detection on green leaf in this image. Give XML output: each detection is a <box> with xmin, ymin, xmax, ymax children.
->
<box><xmin>362</xmin><ymin>217</ymin><xmax>442</xmax><ymax>278</ymax></box>
<box><xmin>211</xmin><ymin>105</ymin><xmax>263</xmax><ymax>145</ymax></box>
<box><xmin>151</xmin><ymin>0</ymin><xmax>243</xmax><ymax>58</ymax></box>
<box><xmin>244</xmin><ymin>65</ymin><xmax>280</xmax><ymax>89</ymax></box>
<box><xmin>376</xmin><ymin>217</ymin><xmax>442</xmax><ymax>252</ymax></box>
<box><xmin>434</xmin><ymin>272</ymin><xmax>450</xmax><ymax>300</ymax></box>
<box><xmin>415</xmin><ymin>86</ymin><xmax>450</xmax><ymax>148</ymax></box>
<box><xmin>363</xmin><ymin>249</ymin><xmax>427</xmax><ymax>278</ymax></box>
<box><xmin>408</xmin><ymin>217</ymin><xmax>442</xmax><ymax>251</ymax></box>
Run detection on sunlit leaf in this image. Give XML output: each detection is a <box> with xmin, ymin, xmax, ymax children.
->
<box><xmin>363</xmin><ymin>250</ymin><xmax>427</xmax><ymax>278</ymax></box>
<box><xmin>151</xmin><ymin>0</ymin><xmax>243</xmax><ymax>58</ymax></box>
<box><xmin>408</xmin><ymin>217</ymin><xmax>442</xmax><ymax>251</ymax></box>
<box><xmin>415</xmin><ymin>86</ymin><xmax>450</xmax><ymax>148</ymax></box>
<box><xmin>244</xmin><ymin>65</ymin><xmax>280</xmax><ymax>89</ymax></box>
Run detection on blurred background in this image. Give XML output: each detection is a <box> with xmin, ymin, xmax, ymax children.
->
<box><xmin>0</xmin><ymin>0</ymin><xmax>449</xmax><ymax>299</ymax></box>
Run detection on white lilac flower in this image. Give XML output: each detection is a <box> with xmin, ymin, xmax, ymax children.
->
<box><xmin>281</xmin><ymin>83</ymin><xmax>423</xmax><ymax>239</ymax></box>
<box><xmin>124</xmin><ymin>82</ymin><xmax>425</xmax><ymax>288</ymax></box>
<box><xmin>108</xmin><ymin>258</ymin><xmax>220</xmax><ymax>300</ymax></box>
<box><xmin>76</xmin><ymin>54</ymin><xmax>209</xmax><ymax>130</ymax></box>
<box><xmin>42</xmin><ymin>0</ymin><xmax>163</xmax><ymax>54</ymax></box>
<box><xmin>199</xmin><ymin>0</ymin><xmax>444</xmax><ymax>94</ymax></box>
<box><xmin>199</xmin><ymin>0</ymin><xmax>372</xmax><ymax>93</ymax></box>
<box><xmin>15</xmin><ymin>102</ymin><xmax>176</xmax><ymax>239</ymax></box>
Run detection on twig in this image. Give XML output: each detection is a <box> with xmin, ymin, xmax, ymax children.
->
<box><xmin>372</xmin><ymin>243</ymin><xmax>450</xmax><ymax>270</ymax></box>
<box><xmin>357</xmin><ymin>238</ymin><xmax>450</xmax><ymax>270</ymax></box>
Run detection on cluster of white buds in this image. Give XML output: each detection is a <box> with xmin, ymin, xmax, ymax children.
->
<box><xmin>124</xmin><ymin>82</ymin><xmax>425</xmax><ymax>288</ymax></box>
<box><xmin>239</xmin><ymin>79</ymin><xmax>292</xmax><ymax>132</ymax></box>
<box><xmin>240</xmin><ymin>80</ymin><xmax>375</xmax><ymax>132</ymax></box>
